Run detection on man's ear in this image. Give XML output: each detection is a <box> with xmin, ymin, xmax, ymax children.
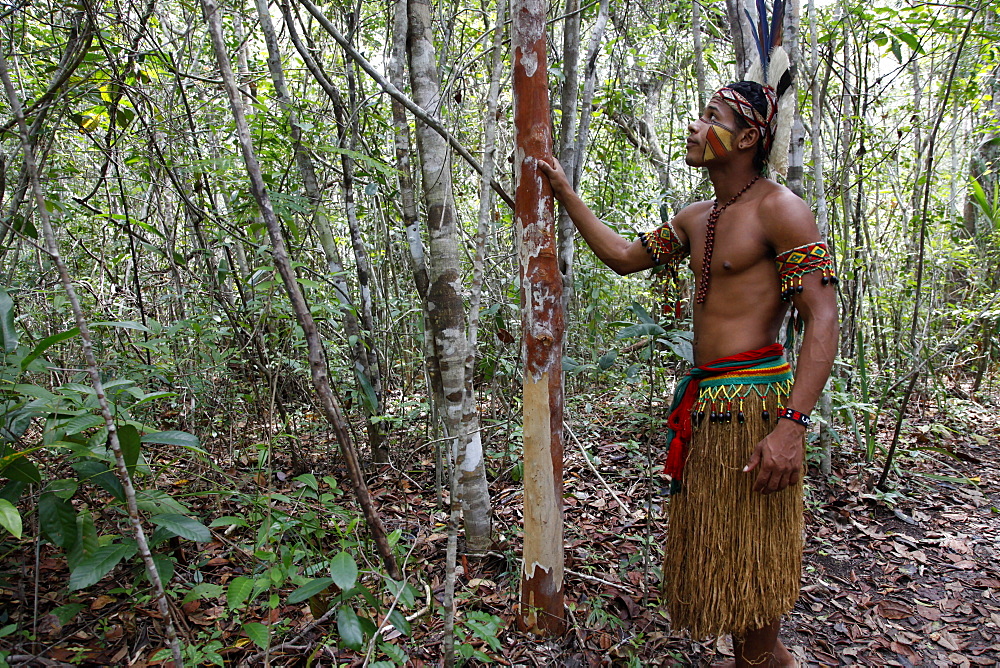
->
<box><xmin>736</xmin><ymin>127</ymin><xmax>761</xmax><ymax>151</ymax></box>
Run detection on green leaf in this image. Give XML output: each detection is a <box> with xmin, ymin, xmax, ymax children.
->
<box><xmin>47</xmin><ymin>478</ymin><xmax>79</xmax><ymax>499</ymax></box>
<box><xmin>337</xmin><ymin>605</ymin><xmax>364</xmax><ymax>651</ymax></box>
<box><xmin>90</xmin><ymin>320</ymin><xmax>151</xmax><ymax>333</ymax></box>
<box><xmin>209</xmin><ymin>515</ymin><xmax>249</xmax><ymax>528</ymax></box>
<box><xmin>1</xmin><ymin>454</ymin><xmax>41</xmax><ymax>484</ymax></box>
<box><xmin>39</xmin><ymin>492</ymin><xmax>77</xmax><ymax>548</ymax></box>
<box><xmin>149</xmin><ymin>553</ymin><xmax>175</xmax><ymax>585</ymax></box>
<box><xmin>20</xmin><ymin>327</ymin><xmax>80</xmax><ymax>370</ymax></box>
<box><xmin>597</xmin><ymin>350</ymin><xmax>617</xmax><ymax>370</ymax></box>
<box><xmin>618</xmin><ymin>322</ymin><xmax>666</xmax><ymax>339</ymax></box>
<box><xmin>243</xmin><ymin>622</ymin><xmax>270</xmax><ymax>649</ymax></box>
<box><xmin>0</xmin><ymin>289</ymin><xmax>19</xmax><ymax>353</ymax></box>
<box><xmin>287</xmin><ymin>577</ymin><xmax>334</xmax><ymax>604</ymax></box>
<box><xmin>227</xmin><ymin>576</ymin><xmax>255</xmax><ymax>610</ymax></box>
<box><xmin>50</xmin><ymin>603</ymin><xmax>85</xmax><ymax>626</ymax></box>
<box><xmin>68</xmin><ymin>542</ymin><xmax>137</xmax><ymax>590</ymax></box>
<box><xmin>387</xmin><ymin>608</ymin><xmax>411</xmax><ymax>636</ymax></box>
<box><xmin>0</xmin><ymin>498</ymin><xmax>22</xmax><ymax>538</ymax></box>
<box><xmin>117</xmin><ymin>424</ymin><xmax>141</xmax><ymax>476</ymax></box>
<box><xmin>140</xmin><ymin>430</ymin><xmax>201</xmax><ymax>450</ymax></box>
<box><xmin>182</xmin><ymin>582</ymin><xmax>224</xmax><ymax>604</ymax></box>
<box><xmin>60</xmin><ymin>414</ymin><xmax>104</xmax><ymax>436</ymax></box>
<box><xmin>149</xmin><ymin>514</ymin><xmax>212</xmax><ymax>542</ymax></box>
<box><xmin>330</xmin><ymin>551</ymin><xmax>358</xmax><ymax>591</ymax></box>
<box><xmin>72</xmin><ymin>461</ymin><xmax>125</xmax><ymax>502</ymax></box>
<box><xmin>135</xmin><ymin>489</ymin><xmax>190</xmax><ymax>515</ymax></box>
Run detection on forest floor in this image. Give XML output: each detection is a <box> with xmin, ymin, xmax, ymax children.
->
<box><xmin>1</xmin><ymin>390</ymin><xmax>998</xmax><ymax>667</ymax></box>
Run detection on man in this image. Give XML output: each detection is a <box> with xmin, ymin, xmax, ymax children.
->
<box><xmin>539</xmin><ymin>80</ymin><xmax>839</xmax><ymax>667</ymax></box>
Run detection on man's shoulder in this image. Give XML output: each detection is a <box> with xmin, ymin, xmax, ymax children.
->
<box><xmin>757</xmin><ymin>181</ymin><xmax>812</xmax><ymax>222</ymax></box>
<box><xmin>673</xmin><ymin>199</ymin><xmax>713</xmax><ymax>225</ymax></box>
<box><xmin>756</xmin><ymin>180</ymin><xmax>821</xmax><ymax>250</ymax></box>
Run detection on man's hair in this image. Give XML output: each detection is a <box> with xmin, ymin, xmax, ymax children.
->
<box><xmin>725</xmin><ymin>80</ymin><xmax>771</xmax><ymax>172</ymax></box>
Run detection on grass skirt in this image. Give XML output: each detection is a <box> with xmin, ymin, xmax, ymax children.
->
<box><xmin>662</xmin><ymin>386</ymin><xmax>803</xmax><ymax>639</ymax></box>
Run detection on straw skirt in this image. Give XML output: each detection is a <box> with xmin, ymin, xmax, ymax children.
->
<box><xmin>662</xmin><ymin>389</ymin><xmax>804</xmax><ymax>639</ymax></box>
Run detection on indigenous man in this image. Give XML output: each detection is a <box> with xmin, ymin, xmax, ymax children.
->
<box><xmin>539</xmin><ymin>79</ymin><xmax>839</xmax><ymax>667</ymax></box>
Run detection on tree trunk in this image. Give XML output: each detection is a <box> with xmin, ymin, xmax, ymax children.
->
<box><xmin>406</xmin><ymin>0</ymin><xmax>492</xmax><ymax>553</ymax></box>
<box><xmin>201</xmin><ymin>0</ymin><xmax>400</xmax><ymax>580</ymax></box>
<box><xmin>512</xmin><ymin>0</ymin><xmax>566</xmax><ymax>636</ymax></box>
<box><xmin>264</xmin><ymin>0</ymin><xmax>389</xmax><ymax>463</ymax></box>
<box><xmin>556</xmin><ymin>0</ymin><xmax>581</xmax><ymax>306</ymax></box>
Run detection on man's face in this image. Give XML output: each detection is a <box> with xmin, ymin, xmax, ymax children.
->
<box><xmin>686</xmin><ymin>98</ymin><xmax>740</xmax><ymax>167</ymax></box>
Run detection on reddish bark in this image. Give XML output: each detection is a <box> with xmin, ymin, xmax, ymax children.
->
<box><xmin>513</xmin><ymin>0</ymin><xmax>566</xmax><ymax>635</ymax></box>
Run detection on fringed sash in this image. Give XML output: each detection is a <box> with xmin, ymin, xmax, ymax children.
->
<box><xmin>664</xmin><ymin>343</ymin><xmax>787</xmax><ymax>487</ymax></box>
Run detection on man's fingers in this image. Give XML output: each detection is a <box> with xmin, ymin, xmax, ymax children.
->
<box><xmin>743</xmin><ymin>446</ymin><xmax>762</xmax><ymax>473</ymax></box>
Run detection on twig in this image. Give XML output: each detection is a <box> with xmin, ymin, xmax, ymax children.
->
<box><xmin>293</xmin><ymin>0</ymin><xmax>514</xmax><ymax>210</ymax></box>
<box><xmin>564</xmin><ymin>421</ymin><xmax>633</xmax><ymax>516</ymax></box>
<box><xmin>483</xmin><ymin>552</ymin><xmax>638</xmax><ymax>592</ymax></box>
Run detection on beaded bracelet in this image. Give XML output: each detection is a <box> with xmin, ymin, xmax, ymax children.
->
<box><xmin>777</xmin><ymin>407</ymin><xmax>811</xmax><ymax>427</ymax></box>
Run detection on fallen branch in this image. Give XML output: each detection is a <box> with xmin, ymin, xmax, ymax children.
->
<box><xmin>564</xmin><ymin>421</ymin><xmax>633</xmax><ymax>517</ymax></box>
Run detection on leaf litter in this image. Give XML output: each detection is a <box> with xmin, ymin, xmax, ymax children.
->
<box><xmin>0</xmin><ymin>394</ymin><xmax>998</xmax><ymax>666</ymax></box>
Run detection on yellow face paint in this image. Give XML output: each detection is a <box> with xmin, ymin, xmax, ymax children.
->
<box><xmin>703</xmin><ymin>123</ymin><xmax>735</xmax><ymax>161</ymax></box>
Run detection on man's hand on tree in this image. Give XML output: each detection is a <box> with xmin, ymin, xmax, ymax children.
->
<box><xmin>537</xmin><ymin>157</ymin><xmax>573</xmax><ymax>202</ymax></box>
<box><xmin>743</xmin><ymin>420</ymin><xmax>804</xmax><ymax>494</ymax></box>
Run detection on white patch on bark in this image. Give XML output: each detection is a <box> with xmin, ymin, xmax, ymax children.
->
<box><xmin>520</xmin><ymin>49</ymin><xmax>538</xmax><ymax>78</ymax></box>
<box><xmin>458</xmin><ymin>431</ymin><xmax>483</xmax><ymax>472</ymax></box>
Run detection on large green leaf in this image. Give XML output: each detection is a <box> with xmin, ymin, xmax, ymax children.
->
<box><xmin>287</xmin><ymin>577</ymin><xmax>334</xmax><ymax>604</ymax></box>
<box><xmin>60</xmin><ymin>414</ymin><xmax>105</xmax><ymax>437</ymax></box>
<box><xmin>20</xmin><ymin>327</ymin><xmax>80</xmax><ymax>370</ymax></box>
<box><xmin>227</xmin><ymin>576</ymin><xmax>254</xmax><ymax>610</ymax></box>
<box><xmin>39</xmin><ymin>492</ymin><xmax>77</xmax><ymax>548</ymax></box>
<box><xmin>140</xmin><ymin>430</ymin><xmax>201</xmax><ymax>449</ymax></box>
<box><xmin>116</xmin><ymin>424</ymin><xmax>141</xmax><ymax>476</ymax></box>
<box><xmin>615</xmin><ymin>322</ymin><xmax>666</xmax><ymax>339</ymax></box>
<box><xmin>72</xmin><ymin>461</ymin><xmax>125</xmax><ymax>502</ymax></box>
<box><xmin>90</xmin><ymin>320</ymin><xmax>151</xmax><ymax>333</ymax></box>
<box><xmin>68</xmin><ymin>542</ymin><xmax>137</xmax><ymax>590</ymax></box>
<box><xmin>0</xmin><ymin>498</ymin><xmax>21</xmax><ymax>538</ymax></box>
<box><xmin>1</xmin><ymin>454</ymin><xmax>41</xmax><ymax>484</ymax></box>
<box><xmin>330</xmin><ymin>551</ymin><xmax>358</xmax><ymax>591</ymax></box>
<box><xmin>243</xmin><ymin>622</ymin><xmax>269</xmax><ymax>649</ymax></box>
<box><xmin>337</xmin><ymin>605</ymin><xmax>364</xmax><ymax>651</ymax></box>
<box><xmin>149</xmin><ymin>514</ymin><xmax>212</xmax><ymax>542</ymax></box>
<box><xmin>0</xmin><ymin>289</ymin><xmax>19</xmax><ymax>353</ymax></box>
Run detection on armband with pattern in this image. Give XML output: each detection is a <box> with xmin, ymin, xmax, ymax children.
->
<box><xmin>639</xmin><ymin>222</ymin><xmax>689</xmax><ymax>270</ymax></box>
<box><xmin>775</xmin><ymin>242</ymin><xmax>838</xmax><ymax>301</ymax></box>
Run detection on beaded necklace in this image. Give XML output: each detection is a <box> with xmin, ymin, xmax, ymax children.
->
<box><xmin>695</xmin><ymin>175</ymin><xmax>761</xmax><ymax>304</ymax></box>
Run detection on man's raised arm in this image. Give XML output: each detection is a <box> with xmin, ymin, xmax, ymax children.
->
<box><xmin>538</xmin><ymin>158</ymin><xmax>656</xmax><ymax>276</ymax></box>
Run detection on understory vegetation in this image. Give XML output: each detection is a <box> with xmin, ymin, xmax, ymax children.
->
<box><xmin>1</xmin><ymin>0</ymin><xmax>998</xmax><ymax>665</ymax></box>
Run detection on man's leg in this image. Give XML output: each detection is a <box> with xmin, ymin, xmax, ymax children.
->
<box><xmin>729</xmin><ymin>619</ymin><xmax>796</xmax><ymax>667</ymax></box>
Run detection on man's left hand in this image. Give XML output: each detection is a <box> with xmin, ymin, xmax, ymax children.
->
<box><xmin>743</xmin><ymin>421</ymin><xmax>804</xmax><ymax>494</ymax></box>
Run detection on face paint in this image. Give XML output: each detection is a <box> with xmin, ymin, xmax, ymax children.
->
<box><xmin>703</xmin><ymin>122</ymin><xmax>735</xmax><ymax>161</ymax></box>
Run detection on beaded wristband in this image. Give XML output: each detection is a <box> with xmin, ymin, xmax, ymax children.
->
<box><xmin>777</xmin><ymin>407</ymin><xmax>811</xmax><ymax>427</ymax></box>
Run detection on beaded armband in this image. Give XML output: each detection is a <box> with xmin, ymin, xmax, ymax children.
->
<box><xmin>638</xmin><ymin>222</ymin><xmax>689</xmax><ymax>269</ymax></box>
<box><xmin>774</xmin><ymin>242</ymin><xmax>838</xmax><ymax>301</ymax></box>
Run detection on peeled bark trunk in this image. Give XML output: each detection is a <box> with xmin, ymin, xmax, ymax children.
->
<box><xmin>407</xmin><ymin>0</ymin><xmax>492</xmax><ymax>552</ymax></box>
<box><xmin>513</xmin><ymin>0</ymin><xmax>566</xmax><ymax>636</ymax></box>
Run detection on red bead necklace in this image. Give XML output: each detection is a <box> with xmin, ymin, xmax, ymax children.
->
<box><xmin>695</xmin><ymin>175</ymin><xmax>761</xmax><ymax>304</ymax></box>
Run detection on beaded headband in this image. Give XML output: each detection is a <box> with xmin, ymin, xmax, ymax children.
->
<box><xmin>714</xmin><ymin>85</ymin><xmax>778</xmax><ymax>154</ymax></box>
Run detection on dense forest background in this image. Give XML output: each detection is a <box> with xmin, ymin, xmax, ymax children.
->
<box><xmin>1</xmin><ymin>0</ymin><xmax>998</xmax><ymax>665</ymax></box>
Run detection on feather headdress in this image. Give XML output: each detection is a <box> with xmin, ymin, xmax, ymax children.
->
<box><xmin>745</xmin><ymin>0</ymin><xmax>793</xmax><ymax>177</ymax></box>
<box><xmin>717</xmin><ymin>0</ymin><xmax>795</xmax><ymax>177</ymax></box>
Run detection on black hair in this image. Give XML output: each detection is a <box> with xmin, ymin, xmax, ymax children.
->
<box><xmin>725</xmin><ymin>80</ymin><xmax>771</xmax><ymax>172</ymax></box>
